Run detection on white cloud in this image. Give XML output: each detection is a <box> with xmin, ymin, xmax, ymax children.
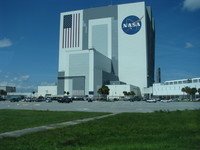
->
<box><xmin>19</xmin><ymin>75</ymin><xmax>30</xmax><ymax>82</ymax></box>
<box><xmin>0</xmin><ymin>71</ymin><xmax>31</xmax><ymax>89</ymax></box>
<box><xmin>11</xmin><ymin>75</ymin><xmax>30</xmax><ymax>82</ymax></box>
<box><xmin>13</xmin><ymin>77</ymin><xmax>18</xmax><ymax>81</ymax></box>
<box><xmin>0</xmin><ymin>80</ymin><xmax>15</xmax><ymax>87</ymax></box>
<box><xmin>185</xmin><ymin>42</ymin><xmax>194</xmax><ymax>48</ymax></box>
<box><xmin>0</xmin><ymin>81</ymin><xmax>9</xmax><ymax>86</ymax></box>
<box><xmin>16</xmin><ymin>85</ymin><xmax>37</xmax><ymax>92</ymax></box>
<box><xmin>0</xmin><ymin>70</ymin><xmax>56</xmax><ymax>92</ymax></box>
<box><xmin>0</xmin><ymin>38</ymin><xmax>13</xmax><ymax>48</ymax></box>
<box><xmin>183</xmin><ymin>0</ymin><xmax>200</xmax><ymax>11</ymax></box>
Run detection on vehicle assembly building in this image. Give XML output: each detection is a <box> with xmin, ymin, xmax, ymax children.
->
<box><xmin>57</xmin><ymin>1</ymin><xmax>155</xmax><ymax>97</ymax></box>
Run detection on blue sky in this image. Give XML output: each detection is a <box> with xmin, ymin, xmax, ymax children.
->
<box><xmin>0</xmin><ymin>0</ymin><xmax>200</xmax><ymax>92</ymax></box>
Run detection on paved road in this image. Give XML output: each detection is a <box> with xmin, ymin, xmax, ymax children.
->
<box><xmin>1</xmin><ymin>101</ymin><xmax>200</xmax><ymax>113</ymax></box>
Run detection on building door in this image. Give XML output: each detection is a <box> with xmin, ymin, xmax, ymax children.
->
<box><xmin>72</xmin><ymin>77</ymin><xmax>85</xmax><ymax>96</ymax></box>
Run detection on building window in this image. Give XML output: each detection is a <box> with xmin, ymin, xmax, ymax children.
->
<box><xmin>174</xmin><ymin>81</ymin><xmax>177</xmax><ymax>84</ymax></box>
<box><xmin>183</xmin><ymin>80</ymin><xmax>187</xmax><ymax>84</ymax></box>
<box><xmin>193</xmin><ymin>79</ymin><xmax>198</xmax><ymax>83</ymax></box>
<box><xmin>170</xmin><ymin>82</ymin><xmax>173</xmax><ymax>85</ymax></box>
<box><xmin>178</xmin><ymin>81</ymin><xmax>182</xmax><ymax>84</ymax></box>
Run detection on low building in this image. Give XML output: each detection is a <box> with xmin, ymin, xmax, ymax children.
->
<box><xmin>7</xmin><ymin>92</ymin><xmax>35</xmax><ymax>98</ymax></box>
<box><xmin>152</xmin><ymin>77</ymin><xmax>200</xmax><ymax>98</ymax></box>
<box><xmin>38</xmin><ymin>86</ymin><xmax>57</xmax><ymax>97</ymax></box>
<box><xmin>0</xmin><ymin>86</ymin><xmax>16</xmax><ymax>93</ymax></box>
<box><xmin>107</xmin><ymin>81</ymin><xmax>141</xmax><ymax>99</ymax></box>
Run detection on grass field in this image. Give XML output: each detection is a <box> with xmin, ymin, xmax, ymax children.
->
<box><xmin>0</xmin><ymin>109</ymin><xmax>200</xmax><ymax>150</ymax></box>
<box><xmin>0</xmin><ymin>109</ymin><xmax>109</xmax><ymax>133</ymax></box>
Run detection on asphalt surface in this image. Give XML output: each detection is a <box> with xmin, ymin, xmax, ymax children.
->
<box><xmin>1</xmin><ymin>100</ymin><xmax>200</xmax><ymax>113</ymax></box>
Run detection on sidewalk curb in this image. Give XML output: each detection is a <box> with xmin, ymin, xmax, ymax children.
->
<box><xmin>0</xmin><ymin>113</ymin><xmax>118</xmax><ymax>139</ymax></box>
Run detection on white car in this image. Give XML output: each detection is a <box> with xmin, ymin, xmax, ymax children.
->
<box><xmin>45</xmin><ymin>97</ymin><xmax>52</xmax><ymax>103</ymax></box>
<box><xmin>160</xmin><ymin>99</ymin><xmax>172</xmax><ymax>103</ymax></box>
<box><xmin>146</xmin><ymin>99</ymin><xmax>157</xmax><ymax>103</ymax></box>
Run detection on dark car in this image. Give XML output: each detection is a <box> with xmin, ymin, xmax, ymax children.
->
<box><xmin>36</xmin><ymin>97</ymin><xmax>45</xmax><ymax>102</ymax></box>
<box><xmin>88</xmin><ymin>98</ymin><xmax>93</xmax><ymax>102</ymax></box>
<box><xmin>57</xmin><ymin>97</ymin><xmax>72</xmax><ymax>103</ymax></box>
<box><xmin>0</xmin><ymin>97</ymin><xmax>6</xmax><ymax>101</ymax></box>
<box><xmin>10</xmin><ymin>98</ymin><xmax>20</xmax><ymax>102</ymax></box>
<box><xmin>24</xmin><ymin>98</ymin><xmax>33</xmax><ymax>102</ymax></box>
<box><xmin>129</xmin><ymin>98</ymin><xmax>135</xmax><ymax>102</ymax></box>
<box><xmin>45</xmin><ymin>97</ymin><xmax>52</xmax><ymax>103</ymax></box>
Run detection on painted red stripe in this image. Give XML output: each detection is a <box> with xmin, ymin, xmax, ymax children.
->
<box><xmin>78</xmin><ymin>13</ymin><xmax>80</xmax><ymax>47</ymax></box>
<box><xmin>62</xmin><ymin>28</ymin><xmax>64</xmax><ymax>48</ymax></box>
<box><xmin>65</xmin><ymin>29</ymin><xmax>67</xmax><ymax>48</ymax></box>
<box><xmin>75</xmin><ymin>13</ymin><xmax>77</xmax><ymax>47</ymax></box>
<box><xmin>73</xmin><ymin>14</ymin><xmax>74</xmax><ymax>48</ymax></box>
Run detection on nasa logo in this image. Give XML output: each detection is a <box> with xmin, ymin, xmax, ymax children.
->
<box><xmin>122</xmin><ymin>15</ymin><xmax>143</xmax><ymax>35</ymax></box>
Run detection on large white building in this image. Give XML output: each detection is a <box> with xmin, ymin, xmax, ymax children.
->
<box><xmin>57</xmin><ymin>2</ymin><xmax>155</xmax><ymax>97</ymax></box>
<box><xmin>153</xmin><ymin>77</ymin><xmax>200</xmax><ymax>97</ymax></box>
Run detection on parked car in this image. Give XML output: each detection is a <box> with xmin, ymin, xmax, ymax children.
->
<box><xmin>31</xmin><ymin>98</ymin><xmax>37</xmax><ymax>102</ymax></box>
<box><xmin>171</xmin><ymin>98</ymin><xmax>181</xmax><ymax>102</ymax></box>
<box><xmin>128</xmin><ymin>98</ymin><xmax>135</xmax><ymax>102</ymax></box>
<box><xmin>36</xmin><ymin>97</ymin><xmax>45</xmax><ymax>102</ymax></box>
<box><xmin>0</xmin><ymin>97</ymin><xmax>5</xmax><ymax>101</ymax></box>
<box><xmin>45</xmin><ymin>97</ymin><xmax>52</xmax><ymax>103</ymax></box>
<box><xmin>88</xmin><ymin>98</ymin><xmax>93</xmax><ymax>102</ymax></box>
<box><xmin>146</xmin><ymin>99</ymin><xmax>157</xmax><ymax>103</ymax></box>
<box><xmin>133</xmin><ymin>96</ymin><xmax>141</xmax><ymax>101</ymax></box>
<box><xmin>24</xmin><ymin>98</ymin><xmax>33</xmax><ymax>102</ymax></box>
<box><xmin>57</xmin><ymin>97</ymin><xmax>72</xmax><ymax>103</ymax></box>
<box><xmin>195</xmin><ymin>98</ymin><xmax>200</xmax><ymax>102</ymax></box>
<box><xmin>10</xmin><ymin>98</ymin><xmax>20</xmax><ymax>102</ymax></box>
<box><xmin>160</xmin><ymin>99</ymin><xmax>172</xmax><ymax>103</ymax></box>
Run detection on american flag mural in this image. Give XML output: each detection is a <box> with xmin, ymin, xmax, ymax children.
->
<box><xmin>62</xmin><ymin>13</ymin><xmax>80</xmax><ymax>48</ymax></box>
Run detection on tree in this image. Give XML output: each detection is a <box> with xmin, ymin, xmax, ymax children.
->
<box><xmin>181</xmin><ymin>87</ymin><xmax>185</xmax><ymax>98</ymax></box>
<box><xmin>123</xmin><ymin>91</ymin><xmax>135</xmax><ymax>97</ymax></box>
<box><xmin>130</xmin><ymin>91</ymin><xmax>135</xmax><ymax>96</ymax></box>
<box><xmin>185</xmin><ymin>86</ymin><xmax>191</xmax><ymax>95</ymax></box>
<box><xmin>0</xmin><ymin>90</ymin><xmax>7</xmax><ymax>96</ymax></box>
<box><xmin>32</xmin><ymin>91</ymin><xmax>35</xmax><ymax>97</ymax></box>
<box><xmin>98</xmin><ymin>85</ymin><xmax>110</xmax><ymax>99</ymax></box>
<box><xmin>182</xmin><ymin>86</ymin><xmax>191</xmax><ymax>99</ymax></box>
<box><xmin>181</xmin><ymin>87</ymin><xmax>186</xmax><ymax>93</ymax></box>
<box><xmin>181</xmin><ymin>87</ymin><xmax>197</xmax><ymax>100</ymax></box>
<box><xmin>190</xmin><ymin>88</ymin><xmax>197</xmax><ymax>99</ymax></box>
<box><xmin>123</xmin><ymin>91</ymin><xmax>128</xmax><ymax>96</ymax></box>
<box><xmin>198</xmin><ymin>88</ymin><xmax>200</xmax><ymax>96</ymax></box>
<box><xmin>64</xmin><ymin>91</ymin><xmax>70</xmax><ymax>96</ymax></box>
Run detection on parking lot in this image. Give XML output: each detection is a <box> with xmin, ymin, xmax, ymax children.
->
<box><xmin>0</xmin><ymin>100</ymin><xmax>200</xmax><ymax>113</ymax></box>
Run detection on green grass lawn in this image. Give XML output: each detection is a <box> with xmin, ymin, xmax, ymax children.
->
<box><xmin>0</xmin><ymin>109</ymin><xmax>109</xmax><ymax>133</ymax></box>
<box><xmin>0</xmin><ymin>109</ymin><xmax>200</xmax><ymax>150</ymax></box>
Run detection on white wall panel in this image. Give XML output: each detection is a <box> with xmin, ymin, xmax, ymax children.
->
<box><xmin>118</xmin><ymin>2</ymin><xmax>147</xmax><ymax>91</ymax></box>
